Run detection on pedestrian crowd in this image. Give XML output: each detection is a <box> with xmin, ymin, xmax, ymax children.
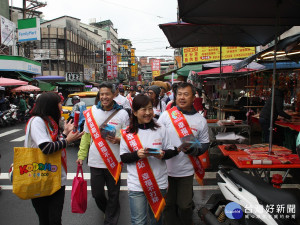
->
<box><xmin>17</xmin><ymin>81</ymin><xmax>209</xmax><ymax>225</ymax></box>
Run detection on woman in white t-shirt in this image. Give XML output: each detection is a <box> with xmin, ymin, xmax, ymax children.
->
<box><xmin>27</xmin><ymin>92</ymin><xmax>83</xmax><ymax>225</ymax></box>
<box><xmin>146</xmin><ymin>85</ymin><xmax>166</xmax><ymax>121</ymax></box>
<box><xmin>120</xmin><ymin>94</ymin><xmax>178</xmax><ymax>225</ymax></box>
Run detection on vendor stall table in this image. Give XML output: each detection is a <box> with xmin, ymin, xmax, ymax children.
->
<box><xmin>218</xmin><ymin>144</ymin><xmax>299</xmax><ymax>183</ymax></box>
<box><xmin>213</xmin><ymin>106</ymin><xmax>241</xmax><ymax>120</ymax></box>
<box><xmin>208</xmin><ymin>122</ymin><xmax>251</xmax><ymax>144</ymax></box>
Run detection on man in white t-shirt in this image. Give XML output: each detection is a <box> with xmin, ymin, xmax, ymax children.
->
<box><xmin>77</xmin><ymin>82</ymin><xmax>129</xmax><ymax>225</ymax></box>
<box><xmin>158</xmin><ymin>82</ymin><xmax>210</xmax><ymax>225</ymax></box>
<box><xmin>114</xmin><ymin>85</ymin><xmax>131</xmax><ymax>110</ymax></box>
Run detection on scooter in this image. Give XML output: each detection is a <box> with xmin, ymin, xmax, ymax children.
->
<box><xmin>199</xmin><ymin>166</ymin><xmax>300</xmax><ymax>225</ymax></box>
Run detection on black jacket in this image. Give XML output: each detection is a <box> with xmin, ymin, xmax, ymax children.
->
<box><xmin>260</xmin><ymin>89</ymin><xmax>291</xmax><ymax>122</ymax></box>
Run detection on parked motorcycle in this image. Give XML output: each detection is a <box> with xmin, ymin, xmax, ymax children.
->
<box><xmin>199</xmin><ymin>166</ymin><xmax>300</xmax><ymax>225</ymax></box>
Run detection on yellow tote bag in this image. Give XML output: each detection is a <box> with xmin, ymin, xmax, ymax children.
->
<box><xmin>13</xmin><ymin>147</ymin><xmax>61</xmax><ymax>200</ymax></box>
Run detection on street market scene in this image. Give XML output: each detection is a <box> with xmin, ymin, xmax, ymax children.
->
<box><xmin>0</xmin><ymin>0</ymin><xmax>300</xmax><ymax>225</ymax></box>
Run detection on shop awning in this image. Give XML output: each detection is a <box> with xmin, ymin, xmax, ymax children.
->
<box><xmin>36</xmin><ymin>80</ymin><xmax>56</xmax><ymax>91</ymax></box>
<box><xmin>17</xmin><ymin>72</ymin><xmax>34</xmax><ymax>82</ymax></box>
<box><xmin>177</xmin><ymin>64</ymin><xmax>203</xmax><ymax>76</ymax></box>
<box><xmin>56</xmin><ymin>82</ymin><xmax>85</xmax><ymax>86</ymax></box>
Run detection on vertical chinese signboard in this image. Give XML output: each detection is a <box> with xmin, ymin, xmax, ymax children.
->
<box><xmin>112</xmin><ymin>55</ymin><xmax>118</xmax><ymax>78</ymax></box>
<box><xmin>131</xmin><ymin>49</ymin><xmax>135</xmax><ymax>77</ymax></box>
<box><xmin>151</xmin><ymin>59</ymin><xmax>160</xmax><ymax>77</ymax></box>
<box><xmin>106</xmin><ymin>40</ymin><xmax>112</xmax><ymax>79</ymax></box>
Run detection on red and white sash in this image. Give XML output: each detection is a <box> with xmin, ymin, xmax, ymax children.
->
<box><xmin>127</xmin><ymin>94</ymin><xmax>133</xmax><ymax>108</ymax></box>
<box><xmin>121</xmin><ymin>129</ymin><xmax>166</xmax><ymax>221</ymax></box>
<box><xmin>84</xmin><ymin>109</ymin><xmax>122</xmax><ymax>183</ymax></box>
<box><xmin>45</xmin><ymin>117</ymin><xmax>68</xmax><ymax>173</ymax></box>
<box><xmin>167</xmin><ymin>107</ymin><xmax>205</xmax><ymax>185</ymax></box>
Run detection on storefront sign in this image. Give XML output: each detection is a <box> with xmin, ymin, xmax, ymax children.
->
<box><xmin>151</xmin><ymin>59</ymin><xmax>160</xmax><ymax>77</ymax></box>
<box><xmin>112</xmin><ymin>55</ymin><xmax>118</xmax><ymax>78</ymax></box>
<box><xmin>106</xmin><ymin>40</ymin><xmax>113</xmax><ymax>79</ymax></box>
<box><xmin>131</xmin><ymin>49</ymin><xmax>136</xmax><ymax>77</ymax></box>
<box><xmin>0</xmin><ymin>16</ymin><xmax>16</xmax><ymax>46</ymax></box>
<box><xmin>183</xmin><ymin>47</ymin><xmax>255</xmax><ymax>63</ymax></box>
<box><xmin>66</xmin><ymin>72</ymin><xmax>82</xmax><ymax>82</ymax></box>
<box><xmin>18</xmin><ymin>18</ymin><xmax>41</xmax><ymax>42</ymax></box>
<box><xmin>0</xmin><ymin>55</ymin><xmax>41</xmax><ymax>75</ymax></box>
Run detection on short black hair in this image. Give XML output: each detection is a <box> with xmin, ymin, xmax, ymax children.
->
<box><xmin>127</xmin><ymin>94</ymin><xmax>159</xmax><ymax>134</ymax></box>
<box><xmin>177</xmin><ymin>82</ymin><xmax>196</xmax><ymax>96</ymax></box>
<box><xmin>99</xmin><ymin>82</ymin><xmax>116</xmax><ymax>94</ymax></box>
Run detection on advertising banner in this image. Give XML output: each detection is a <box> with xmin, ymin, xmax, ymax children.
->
<box><xmin>183</xmin><ymin>47</ymin><xmax>255</xmax><ymax>63</ymax></box>
<box><xmin>151</xmin><ymin>59</ymin><xmax>160</xmax><ymax>77</ymax></box>
<box><xmin>0</xmin><ymin>16</ymin><xmax>16</xmax><ymax>46</ymax></box>
<box><xmin>18</xmin><ymin>18</ymin><xmax>41</xmax><ymax>42</ymax></box>
<box><xmin>131</xmin><ymin>49</ymin><xmax>135</xmax><ymax>77</ymax></box>
<box><xmin>112</xmin><ymin>55</ymin><xmax>118</xmax><ymax>78</ymax></box>
<box><xmin>106</xmin><ymin>40</ymin><xmax>112</xmax><ymax>79</ymax></box>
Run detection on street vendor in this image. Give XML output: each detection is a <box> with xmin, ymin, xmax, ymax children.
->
<box><xmin>259</xmin><ymin>87</ymin><xmax>292</xmax><ymax>143</ymax></box>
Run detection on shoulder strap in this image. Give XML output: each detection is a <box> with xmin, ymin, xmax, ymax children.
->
<box><xmin>99</xmin><ymin>108</ymin><xmax>121</xmax><ymax>129</ymax></box>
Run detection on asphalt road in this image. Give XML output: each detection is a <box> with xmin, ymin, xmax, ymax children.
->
<box><xmin>0</xmin><ymin>122</ymin><xmax>299</xmax><ymax>225</ymax></box>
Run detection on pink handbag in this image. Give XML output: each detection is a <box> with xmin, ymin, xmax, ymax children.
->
<box><xmin>71</xmin><ymin>164</ymin><xmax>87</xmax><ymax>213</ymax></box>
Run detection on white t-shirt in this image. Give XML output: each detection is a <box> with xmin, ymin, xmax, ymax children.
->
<box><xmin>84</xmin><ymin>105</ymin><xmax>129</xmax><ymax>168</ymax></box>
<box><xmin>120</xmin><ymin>125</ymin><xmax>174</xmax><ymax>191</ymax></box>
<box><xmin>158</xmin><ymin>110</ymin><xmax>209</xmax><ymax>177</ymax></box>
<box><xmin>25</xmin><ymin>117</ymin><xmax>67</xmax><ymax>186</ymax></box>
<box><xmin>153</xmin><ymin>100</ymin><xmax>166</xmax><ymax>121</ymax></box>
<box><xmin>114</xmin><ymin>94</ymin><xmax>131</xmax><ymax>109</ymax></box>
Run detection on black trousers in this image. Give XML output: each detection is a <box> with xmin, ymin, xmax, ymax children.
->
<box><xmin>90</xmin><ymin>167</ymin><xmax>120</xmax><ymax>225</ymax></box>
<box><xmin>31</xmin><ymin>186</ymin><xmax>65</xmax><ymax>225</ymax></box>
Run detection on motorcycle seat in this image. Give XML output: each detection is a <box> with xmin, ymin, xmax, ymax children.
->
<box><xmin>228</xmin><ymin>168</ymin><xmax>300</xmax><ymax>218</ymax></box>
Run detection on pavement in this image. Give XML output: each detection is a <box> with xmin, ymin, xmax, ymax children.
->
<box><xmin>0</xmin><ymin>122</ymin><xmax>299</xmax><ymax>225</ymax></box>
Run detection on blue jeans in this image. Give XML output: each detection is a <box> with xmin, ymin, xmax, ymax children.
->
<box><xmin>128</xmin><ymin>189</ymin><xmax>167</xmax><ymax>225</ymax></box>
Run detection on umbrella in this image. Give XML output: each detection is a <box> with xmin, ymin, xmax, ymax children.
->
<box><xmin>197</xmin><ymin>65</ymin><xmax>256</xmax><ymax>76</ymax></box>
<box><xmin>175</xmin><ymin>0</ymin><xmax>300</xmax><ymax>152</ymax></box>
<box><xmin>0</xmin><ymin>77</ymin><xmax>28</xmax><ymax>86</ymax></box>
<box><xmin>159</xmin><ymin>22</ymin><xmax>292</xmax><ymax>48</ymax></box>
<box><xmin>203</xmin><ymin>60</ymin><xmax>265</xmax><ymax>70</ymax></box>
<box><xmin>11</xmin><ymin>85</ymin><xmax>41</xmax><ymax>92</ymax></box>
<box><xmin>178</xmin><ymin>0</ymin><xmax>300</xmax><ymax>26</ymax></box>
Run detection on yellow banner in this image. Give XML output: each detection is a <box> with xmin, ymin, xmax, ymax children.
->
<box><xmin>131</xmin><ymin>65</ymin><xmax>136</xmax><ymax>77</ymax></box>
<box><xmin>131</xmin><ymin>49</ymin><xmax>135</xmax><ymax>63</ymax></box>
<box><xmin>152</xmin><ymin>71</ymin><xmax>160</xmax><ymax>77</ymax></box>
<box><xmin>183</xmin><ymin>47</ymin><xmax>255</xmax><ymax>63</ymax></box>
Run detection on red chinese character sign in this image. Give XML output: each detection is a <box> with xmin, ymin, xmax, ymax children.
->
<box><xmin>112</xmin><ymin>55</ymin><xmax>118</xmax><ymax>78</ymax></box>
<box><xmin>151</xmin><ymin>59</ymin><xmax>161</xmax><ymax>77</ymax></box>
<box><xmin>106</xmin><ymin>40</ymin><xmax>113</xmax><ymax>79</ymax></box>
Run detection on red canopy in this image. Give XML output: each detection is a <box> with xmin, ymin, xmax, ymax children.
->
<box><xmin>11</xmin><ymin>85</ymin><xmax>40</xmax><ymax>92</ymax></box>
<box><xmin>0</xmin><ymin>77</ymin><xmax>28</xmax><ymax>86</ymax></box>
<box><xmin>197</xmin><ymin>65</ymin><xmax>256</xmax><ymax>76</ymax></box>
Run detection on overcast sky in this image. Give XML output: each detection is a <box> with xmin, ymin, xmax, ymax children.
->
<box><xmin>13</xmin><ymin>0</ymin><xmax>178</xmax><ymax>58</ymax></box>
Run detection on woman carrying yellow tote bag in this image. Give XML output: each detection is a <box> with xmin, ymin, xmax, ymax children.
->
<box><xmin>13</xmin><ymin>92</ymin><xmax>83</xmax><ymax>225</ymax></box>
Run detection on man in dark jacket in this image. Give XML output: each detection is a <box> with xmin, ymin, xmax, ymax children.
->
<box><xmin>259</xmin><ymin>88</ymin><xmax>291</xmax><ymax>143</ymax></box>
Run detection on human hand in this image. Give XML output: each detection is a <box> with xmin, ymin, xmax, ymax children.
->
<box><xmin>63</xmin><ymin>119</ymin><xmax>74</xmax><ymax>135</ymax></box>
<box><xmin>106</xmin><ymin>135</ymin><xmax>120</xmax><ymax>144</ymax></box>
<box><xmin>76</xmin><ymin>159</ymin><xmax>83</xmax><ymax>165</ymax></box>
<box><xmin>153</xmin><ymin>150</ymin><xmax>165</xmax><ymax>159</ymax></box>
<box><xmin>137</xmin><ymin>148</ymin><xmax>148</xmax><ymax>159</ymax></box>
<box><xmin>66</xmin><ymin>131</ymin><xmax>84</xmax><ymax>144</ymax></box>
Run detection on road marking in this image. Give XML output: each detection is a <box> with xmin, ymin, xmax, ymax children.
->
<box><xmin>1</xmin><ymin>184</ymin><xmax>299</xmax><ymax>191</ymax></box>
<box><xmin>10</xmin><ymin>135</ymin><xmax>26</xmax><ymax>142</ymax></box>
<box><xmin>0</xmin><ymin>171</ymin><xmax>293</xmax><ymax>180</ymax></box>
<box><xmin>0</xmin><ymin>129</ymin><xmax>22</xmax><ymax>138</ymax></box>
